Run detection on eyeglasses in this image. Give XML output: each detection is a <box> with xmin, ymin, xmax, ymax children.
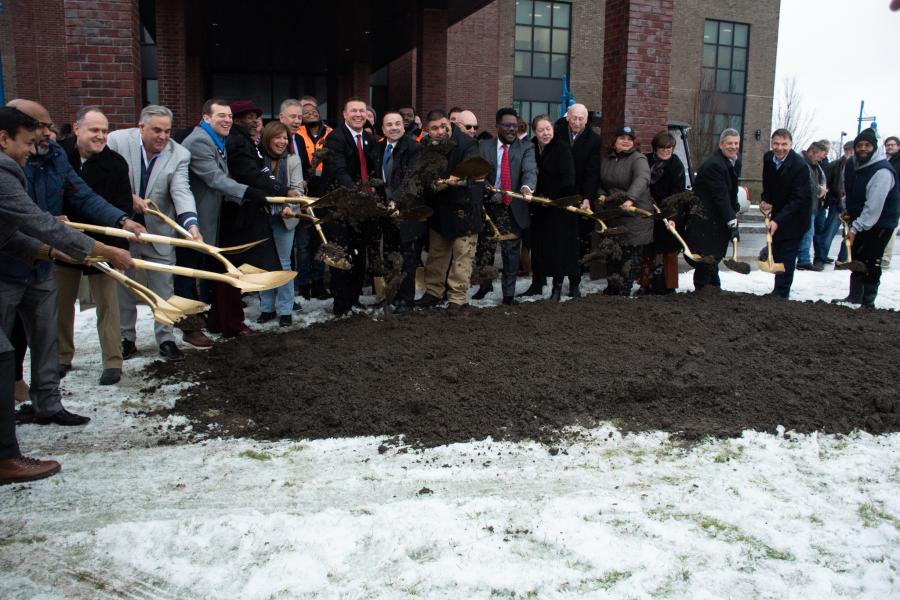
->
<box><xmin>463</xmin><ymin>124</ymin><xmax>478</xmax><ymax>131</ymax></box>
<box><xmin>499</xmin><ymin>123</ymin><xmax>519</xmax><ymax>130</ymax></box>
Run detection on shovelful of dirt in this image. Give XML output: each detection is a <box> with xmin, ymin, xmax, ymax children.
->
<box><xmin>145</xmin><ymin>291</ymin><xmax>900</xmax><ymax>447</ymax></box>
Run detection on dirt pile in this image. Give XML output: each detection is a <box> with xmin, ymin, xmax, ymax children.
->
<box><xmin>146</xmin><ymin>291</ymin><xmax>900</xmax><ymax>447</ymax></box>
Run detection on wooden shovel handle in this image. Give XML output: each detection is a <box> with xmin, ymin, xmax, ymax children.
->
<box><xmin>665</xmin><ymin>220</ymin><xmax>700</xmax><ymax>259</ymax></box>
<box><xmin>143</xmin><ymin>200</ymin><xmax>193</xmax><ymax>240</ymax></box>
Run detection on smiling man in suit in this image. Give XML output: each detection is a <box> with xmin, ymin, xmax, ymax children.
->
<box><xmin>558</xmin><ymin>103</ymin><xmax>602</xmax><ymax>271</ymax></box>
<box><xmin>472</xmin><ymin>108</ymin><xmax>537</xmax><ymax>305</ymax></box>
<box><xmin>107</xmin><ymin>105</ymin><xmax>200</xmax><ymax>362</ymax></box>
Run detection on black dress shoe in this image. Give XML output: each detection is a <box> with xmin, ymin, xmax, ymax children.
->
<box><xmin>549</xmin><ymin>285</ymin><xmax>563</xmax><ymax>302</ymax></box>
<box><xmin>122</xmin><ymin>339</ymin><xmax>137</xmax><ymax>360</ymax></box>
<box><xmin>292</xmin><ymin>302</ymin><xmax>302</xmax><ymax>312</ymax></box>
<box><xmin>568</xmin><ymin>283</ymin><xmax>581</xmax><ymax>298</ymax></box>
<box><xmin>471</xmin><ymin>283</ymin><xmax>494</xmax><ymax>300</ymax></box>
<box><xmin>414</xmin><ymin>293</ymin><xmax>442</xmax><ymax>308</ymax></box>
<box><xmin>823</xmin><ymin>258</ymin><xmax>835</xmax><ymax>264</ymax></box>
<box><xmin>99</xmin><ymin>368</ymin><xmax>121</xmax><ymax>385</ymax></box>
<box><xmin>392</xmin><ymin>302</ymin><xmax>413</xmax><ymax>315</ymax></box>
<box><xmin>257</xmin><ymin>311</ymin><xmax>276</xmax><ymax>324</ymax></box>
<box><xmin>796</xmin><ymin>263</ymin><xmax>815</xmax><ymax>271</ymax></box>
<box><xmin>278</xmin><ymin>315</ymin><xmax>292</xmax><ymax>327</ymax></box>
<box><xmin>517</xmin><ymin>282</ymin><xmax>545</xmax><ymax>297</ymax></box>
<box><xmin>158</xmin><ymin>341</ymin><xmax>185</xmax><ymax>362</ymax></box>
<box><xmin>502</xmin><ymin>296</ymin><xmax>517</xmax><ymax>306</ymax></box>
<box><xmin>35</xmin><ymin>408</ymin><xmax>91</xmax><ymax>426</ymax></box>
<box><xmin>311</xmin><ymin>281</ymin><xmax>332</xmax><ymax>300</ymax></box>
<box><xmin>297</xmin><ymin>284</ymin><xmax>312</xmax><ymax>300</ymax></box>
<box><xmin>58</xmin><ymin>363</ymin><xmax>72</xmax><ymax>378</ymax></box>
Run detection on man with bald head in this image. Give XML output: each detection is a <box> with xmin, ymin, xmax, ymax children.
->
<box><xmin>456</xmin><ymin>110</ymin><xmax>479</xmax><ymax>139</ymax></box>
<box><xmin>3</xmin><ymin>99</ymin><xmax>144</xmax><ymax>425</ymax></box>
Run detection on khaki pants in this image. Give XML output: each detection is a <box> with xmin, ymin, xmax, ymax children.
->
<box><xmin>424</xmin><ymin>230</ymin><xmax>477</xmax><ymax>305</ymax></box>
<box><xmin>55</xmin><ymin>265</ymin><xmax>123</xmax><ymax>369</ymax></box>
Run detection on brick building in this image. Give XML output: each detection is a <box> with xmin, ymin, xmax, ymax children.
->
<box><xmin>0</xmin><ymin>0</ymin><xmax>779</xmax><ymax>176</ymax></box>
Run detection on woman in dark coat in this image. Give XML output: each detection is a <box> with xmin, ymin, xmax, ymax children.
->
<box><xmin>526</xmin><ymin>114</ymin><xmax>579</xmax><ymax>301</ymax></box>
<box><xmin>642</xmin><ymin>131</ymin><xmax>686</xmax><ymax>294</ymax></box>
<box><xmin>597</xmin><ymin>126</ymin><xmax>652</xmax><ymax>296</ymax></box>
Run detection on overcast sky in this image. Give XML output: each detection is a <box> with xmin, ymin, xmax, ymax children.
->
<box><xmin>774</xmin><ymin>0</ymin><xmax>900</xmax><ymax>146</ymax></box>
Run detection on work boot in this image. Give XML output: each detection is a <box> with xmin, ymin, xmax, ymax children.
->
<box><xmin>35</xmin><ymin>408</ymin><xmax>90</xmax><ymax>426</ymax></box>
<box><xmin>414</xmin><ymin>293</ymin><xmax>442</xmax><ymax>308</ymax></box>
<box><xmin>182</xmin><ymin>330</ymin><xmax>213</xmax><ymax>349</ymax></box>
<box><xmin>502</xmin><ymin>296</ymin><xmax>517</xmax><ymax>306</ymax></box>
<box><xmin>568</xmin><ymin>278</ymin><xmax>581</xmax><ymax>298</ymax></box>
<box><xmin>471</xmin><ymin>282</ymin><xmax>494</xmax><ymax>300</ymax></box>
<box><xmin>257</xmin><ymin>311</ymin><xmax>276</xmax><ymax>324</ymax></box>
<box><xmin>518</xmin><ymin>277</ymin><xmax>545</xmax><ymax>297</ymax></box>
<box><xmin>831</xmin><ymin>276</ymin><xmax>864</xmax><ymax>305</ymax></box>
<box><xmin>122</xmin><ymin>339</ymin><xmax>138</xmax><ymax>360</ymax></box>
<box><xmin>158</xmin><ymin>341</ymin><xmax>185</xmax><ymax>362</ymax></box>
<box><xmin>861</xmin><ymin>282</ymin><xmax>879</xmax><ymax>308</ymax></box>
<box><xmin>99</xmin><ymin>368</ymin><xmax>121</xmax><ymax>386</ymax></box>
<box><xmin>0</xmin><ymin>457</ymin><xmax>61</xmax><ymax>485</ymax></box>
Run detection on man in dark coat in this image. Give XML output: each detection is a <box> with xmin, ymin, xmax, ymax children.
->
<box><xmin>320</xmin><ymin>97</ymin><xmax>378</xmax><ymax>316</ymax></box>
<box><xmin>881</xmin><ymin>135</ymin><xmax>900</xmax><ymax>268</ymax></box>
<box><xmin>375</xmin><ymin>111</ymin><xmax>422</xmax><ymax>313</ymax></box>
<box><xmin>683</xmin><ymin>128</ymin><xmax>742</xmax><ymax>290</ymax></box>
<box><xmin>555</xmin><ymin>104</ymin><xmax>602</xmax><ymax>265</ymax></box>
<box><xmin>759</xmin><ymin>128</ymin><xmax>813</xmax><ymax>298</ymax></box>
<box><xmin>472</xmin><ymin>107</ymin><xmax>538</xmax><ymax>305</ymax></box>
<box><xmin>57</xmin><ymin>106</ymin><xmax>133</xmax><ymax>385</ymax></box>
<box><xmin>416</xmin><ymin>110</ymin><xmax>482</xmax><ymax>309</ymax></box>
<box><xmin>833</xmin><ymin>128</ymin><xmax>900</xmax><ymax>307</ymax></box>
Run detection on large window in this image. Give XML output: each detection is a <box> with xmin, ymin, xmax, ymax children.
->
<box><xmin>698</xmin><ymin>19</ymin><xmax>749</xmax><ymax>156</ymax></box>
<box><xmin>514</xmin><ymin>100</ymin><xmax>563</xmax><ymax>130</ymax></box>
<box><xmin>515</xmin><ymin>1</ymin><xmax>571</xmax><ymax>79</ymax></box>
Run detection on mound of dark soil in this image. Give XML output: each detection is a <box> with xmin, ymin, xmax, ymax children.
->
<box><xmin>146</xmin><ymin>291</ymin><xmax>900</xmax><ymax>446</ymax></box>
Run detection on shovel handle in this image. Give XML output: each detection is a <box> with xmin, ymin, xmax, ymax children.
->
<box><xmin>68</xmin><ymin>222</ymin><xmax>207</xmax><ymax>251</ymax></box>
<box><xmin>144</xmin><ymin>200</ymin><xmax>193</xmax><ymax>240</ymax></box>
<box><xmin>664</xmin><ymin>220</ymin><xmax>701</xmax><ymax>259</ymax></box>
<box><xmin>266</xmin><ymin>196</ymin><xmax>318</xmax><ymax>204</ymax></box>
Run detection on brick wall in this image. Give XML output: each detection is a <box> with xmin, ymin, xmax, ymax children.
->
<box><xmin>0</xmin><ymin>2</ymin><xmax>18</xmax><ymax>100</ymax></box>
<box><xmin>602</xmin><ymin>0</ymin><xmax>673</xmax><ymax>149</ymax></box>
<box><xmin>569</xmin><ymin>0</ymin><xmax>604</xmax><ymax>111</ymax></box>
<box><xmin>10</xmin><ymin>0</ymin><xmax>140</xmax><ymax>129</ymax></box>
<box><xmin>156</xmin><ymin>0</ymin><xmax>187</xmax><ymax>126</ymax></box>
<box><xmin>446</xmin><ymin>2</ymin><xmax>500</xmax><ymax>126</ymax></box>
<box><xmin>387</xmin><ymin>50</ymin><xmax>415</xmax><ymax>111</ymax></box>
<box><xmin>415</xmin><ymin>8</ymin><xmax>447</xmax><ymax>116</ymax></box>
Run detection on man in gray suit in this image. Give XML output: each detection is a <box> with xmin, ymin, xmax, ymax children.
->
<box><xmin>178</xmin><ymin>98</ymin><xmax>259</xmax><ymax>348</ymax></box>
<box><xmin>472</xmin><ymin>107</ymin><xmax>538</xmax><ymax>305</ymax></box>
<box><xmin>107</xmin><ymin>105</ymin><xmax>200</xmax><ymax>362</ymax></box>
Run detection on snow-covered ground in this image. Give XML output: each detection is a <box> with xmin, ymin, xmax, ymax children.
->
<box><xmin>2</xmin><ymin>267</ymin><xmax>899</xmax><ymax>599</ymax></box>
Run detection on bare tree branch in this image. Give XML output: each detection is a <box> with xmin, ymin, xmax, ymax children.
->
<box><xmin>772</xmin><ymin>76</ymin><xmax>817</xmax><ymax>150</ymax></box>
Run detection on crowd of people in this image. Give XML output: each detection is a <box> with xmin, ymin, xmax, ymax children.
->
<box><xmin>0</xmin><ymin>92</ymin><xmax>897</xmax><ymax>486</ymax></box>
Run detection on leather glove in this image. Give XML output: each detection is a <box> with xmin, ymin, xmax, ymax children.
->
<box><xmin>243</xmin><ymin>187</ymin><xmax>268</xmax><ymax>207</ymax></box>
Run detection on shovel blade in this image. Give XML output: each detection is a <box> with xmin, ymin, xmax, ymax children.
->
<box><xmin>835</xmin><ymin>260</ymin><xmax>867</xmax><ymax>273</ymax></box>
<box><xmin>164</xmin><ymin>295</ymin><xmax>209</xmax><ymax>314</ymax></box>
<box><xmin>757</xmin><ymin>259</ymin><xmax>785</xmax><ymax>273</ymax></box>
<box><xmin>450</xmin><ymin>156</ymin><xmax>493</xmax><ymax>180</ymax></box>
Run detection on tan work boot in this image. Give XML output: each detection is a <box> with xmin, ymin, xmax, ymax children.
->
<box><xmin>0</xmin><ymin>457</ymin><xmax>61</xmax><ymax>485</ymax></box>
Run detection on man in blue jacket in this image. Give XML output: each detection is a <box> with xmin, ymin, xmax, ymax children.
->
<box><xmin>2</xmin><ymin>99</ymin><xmax>144</xmax><ymax>426</ymax></box>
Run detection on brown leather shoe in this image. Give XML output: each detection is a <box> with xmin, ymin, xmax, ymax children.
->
<box><xmin>0</xmin><ymin>457</ymin><xmax>61</xmax><ymax>485</ymax></box>
<box><xmin>14</xmin><ymin>379</ymin><xmax>29</xmax><ymax>403</ymax></box>
<box><xmin>182</xmin><ymin>330</ymin><xmax>214</xmax><ymax>349</ymax></box>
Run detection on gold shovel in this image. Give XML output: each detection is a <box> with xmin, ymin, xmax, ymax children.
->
<box><xmin>143</xmin><ymin>199</ymin><xmax>266</xmax><ymax>254</ymax></box>
<box><xmin>67</xmin><ymin>222</ymin><xmax>295</xmax><ymax>289</ymax></box>
<box><xmin>92</xmin><ymin>262</ymin><xmax>206</xmax><ymax>325</ymax></box>
<box><xmin>127</xmin><ymin>259</ymin><xmax>279</xmax><ymax>292</ymax></box>
<box><xmin>835</xmin><ymin>214</ymin><xmax>867</xmax><ymax>273</ymax></box>
<box><xmin>484</xmin><ymin>212</ymin><xmax>518</xmax><ymax>241</ymax></box>
<box><xmin>723</xmin><ymin>237</ymin><xmax>751</xmax><ymax>274</ymax></box>
<box><xmin>757</xmin><ymin>210</ymin><xmax>785</xmax><ymax>273</ymax></box>
<box><xmin>486</xmin><ymin>185</ymin><xmax>624</xmax><ymax>233</ymax></box>
<box><xmin>308</xmin><ymin>207</ymin><xmax>352</xmax><ymax>271</ymax></box>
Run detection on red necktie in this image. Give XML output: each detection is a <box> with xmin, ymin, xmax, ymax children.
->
<box><xmin>500</xmin><ymin>144</ymin><xmax>512</xmax><ymax>205</ymax></box>
<box><xmin>356</xmin><ymin>134</ymin><xmax>368</xmax><ymax>183</ymax></box>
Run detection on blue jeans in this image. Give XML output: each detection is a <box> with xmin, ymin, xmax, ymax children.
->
<box><xmin>293</xmin><ymin>223</ymin><xmax>324</xmax><ymax>287</ymax></box>
<box><xmin>259</xmin><ymin>216</ymin><xmax>296</xmax><ymax>316</ymax></box>
<box><xmin>813</xmin><ymin>204</ymin><xmax>841</xmax><ymax>263</ymax></box>
<box><xmin>797</xmin><ymin>213</ymin><xmax>815</xmax><ymax>265</ymax></box>
<box><xmin>771</xmin><ymin>237</ymin><xmax>801</xmax><ymax>298</ymax></box>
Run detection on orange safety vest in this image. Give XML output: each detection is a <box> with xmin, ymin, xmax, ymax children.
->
<box><xmin>297</xmin><ymin>124</ymin><xmax>333</xmax><ymax>175</ymax></box>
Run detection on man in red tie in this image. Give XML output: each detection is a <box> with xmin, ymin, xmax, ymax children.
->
<box><xmin>472</xmin><ymin>108</ymin><xmax>538</xmax><ymax>305</ymax></box>
<box><xmin>321</xmin><ymin>97</ymin><xmax>377</xmax><ymax>316</ymax></box>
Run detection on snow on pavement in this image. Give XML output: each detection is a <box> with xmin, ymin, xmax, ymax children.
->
<box><xmin>1</xmin><ymin>268</ymin><xmax>898</xmax><ymax>599</ymax></box>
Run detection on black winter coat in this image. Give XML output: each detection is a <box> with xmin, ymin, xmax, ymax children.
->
<box><xmin>646</xmin><ymin>152</ymin><xmax>687</xmax><ymax>253</ymax></box>
<box><xmin>761</xmin><ymin>149</ymin><xmax>812</xmax><ymax>241</ymax></box>
<box><xmin>531</xmin><ymin>136</ymin><xmax>578</xmax><ymax>277</ymax></box>
<box><xmin>59</xmin><ymin>137</ymin><xmax>133</xmax><ymax>273</ymax></box>
<box><xmin>322</xmin><ymin>123</ymin><xmax>377</xmax><ymax>192</ymax></box>
<box><xmin>220</xmin><ymin>124</ymin><xmax>281</xmax><ymax>271</ymax></box>
<box><xmin>426</xmin><ymin>126</ymin><xmax>482</xmax><ymax>240</ymax></box>
<box><xmin>377</xmin><ymin>134</ymin><xmax>423</xmax><ymax>243</ymax></box>
<box><xmin>554</xmin><ymin>120</ymin><xmax>602</xmax><ymax>201</ymax></box>
<box><xmin>684</xmin><ymin>150</ymin><xmax>741</xmax><ymax>258</ymax></box>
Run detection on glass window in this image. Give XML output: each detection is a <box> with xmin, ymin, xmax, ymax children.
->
<box><xmin>550</xmin><ymin>54</ymin><xmax>568</xmax><ymax>78</ymax></box>
<box><xmin>718</xmin><ymin>22</ymin><xmax>733</xmax><ymax>46</ymax></box>
<box><xmin>734</xmin><ymin>24</ymin><xmax>749</xmax><ymax>47</ymax></box>
<box><xmin>701</xmin><ymin>68</ymin><xmax>715</xmax><ymax>89</ymax></box>
<box><xmin>533</xmin><ymin>27</ymin><xmax>551</xmax><ymax>52</ymax></box>
<box><xmin>516</xmin><ymin>1</ymin><xmax>533</xmax><ymax>24</ymax></box>
<box><xmin>515</xmin><ymin>51</ymin><xmax>532</xmax><ymax>76</ymax></box>
<box><xmin>513</xmin><ymin>1</ymin><xmax>570</xmax><ymax>79</ymax></box>
<box><xmin>515</xmin><ymin>26</ymin><xmax>532</xmax><ymax>51</ymax></box>
<box><xmin>533</xmin><ymin>1</ymin><xmax>552</xmax><ymax>26</ymax></box>
<box><xmin>716</xmin><ymin>69</ymin><xmax>730</xmax><ymax>92</ymax></box>
<box><xmin>716</xmin><ymin>47</ymin><xmax>731</xmax><ymax>69</ymax></box>
<box><xmin>552</xmin><ymin>3</ymin><xmax>570</xmax><ymax>28</ymax></box>
<box><xmin>533</xmin><ymin>53</ymin><xmax>550</xmax><ymax>77</ymax></box>
<box><xmin>703</xmin><ymin>21</ymin><xmax>718</xmax><ymax>43</ymax></box>
<box><xmin>732</xmin><ymin>47</ymin><xmax>747</xmax><ymax>70</ymax></box>
<box><xmin>731</xmin><ymin>71</ymin><xmax>745</xmax><ymax>94</ymax></box>
<box><xmin>702</xmin><ymin>44</ymin><xmax>716</xmax><ymax>68</ymax></box>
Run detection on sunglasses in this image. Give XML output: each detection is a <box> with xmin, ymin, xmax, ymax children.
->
<box><xmin>463</xmin><ymin>124</ymin><xmax>479</xmax><ymax>131</ymax></box>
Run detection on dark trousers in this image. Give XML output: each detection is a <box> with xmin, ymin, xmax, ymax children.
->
<box><xmin>12</xmin><ymin>316</ymin><xmax>25</xmax><ymax>381</ymax></box>
<box><xmin>771</xmin><ymin>237</ymin><xmax>801</xmax><ymax>298</ymax></box>
<box><xmin>293</xmin><ymin>223</ymin><xmax>325</xmax><ymax>287</ymax></box>
<box><xmin>0</xmin><ymin>350</ymin><xmax>19</xmax><ymax>459</ymax></box>
<box><xmin>398</xmin><ymin>238</ymin><xmax>423</xmax><ymax>306</ymax></box>
<box><xmin>174</xmin><ymin>247</ymin><xmax>213</xmax><ymax>304</ymax></box>
<box><xmin>851</xmin><ymin>226</ymin><xmax>894</xmax><ymax>286</ymax></box>
<box><xmin>813</xmin><ymin>203</ymin><xmax>841</xmax><ymax>263</ymax></box>
<box><xmin>686</xmin><ymin>256</ymin><xmax>721</xmax><ymax>289</ymax></box>
<box><xmin>206</xmin><ymin>282</ymin><xmax>245</xmax><ymax>337</ymax></box>
<box><xmin>604</xmin><ymin>244</ymin><xmax>644</xmax><ymax>296</ymax></box>
<box><xmin>475</xmin><ymin>204</ymin><xmax>522</xmax><ymax>298</ymax></box>
<box><xmin>325</xmin><ymin>218</ymin><xmax>376</xmax><ymax>313</ymax></box>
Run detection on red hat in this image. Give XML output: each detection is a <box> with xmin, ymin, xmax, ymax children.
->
<box><xmin>230</xmin><ymin>100</ymin><xmax>262</xmax><ymax>118</ymax></box>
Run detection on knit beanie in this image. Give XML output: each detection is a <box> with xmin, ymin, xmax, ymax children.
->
<box><xmin>854</xmin><ymin>128</ymin><xmax>878</xmax><ymax>148</ymax></box>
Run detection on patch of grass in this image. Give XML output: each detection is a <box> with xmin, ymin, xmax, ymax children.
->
<box><xmin>406</xmin><ymin>544</ymin><xmax>439</xmax><ymax>563</ymax></box>
<box><xmin>712</xmin><ymin>443</ymin><xmax>744</xmax><ymax>463</ymax></box>
<box><xmin>239</xmin><ymin>449</ymin><xmax>271</xmax><ymax>461</ymax></box>
<box><xmin>121</xmin><ymin>400</ymin><xmax>151</xmax><ymax>411</ymax></box>
<box><xmin>858</xmin><ymin>502</ymin><xmax>900</xmax><ymax>531</ymax></box>
<box><xmin>595</xmin><ymin>570</ymin><xmax>632</xmax><ymax>590</ymax></box>
<box><xmin>0</xmin><ymin>535</ymin><xmax>47</xmax><ymax>546</ymax></box>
